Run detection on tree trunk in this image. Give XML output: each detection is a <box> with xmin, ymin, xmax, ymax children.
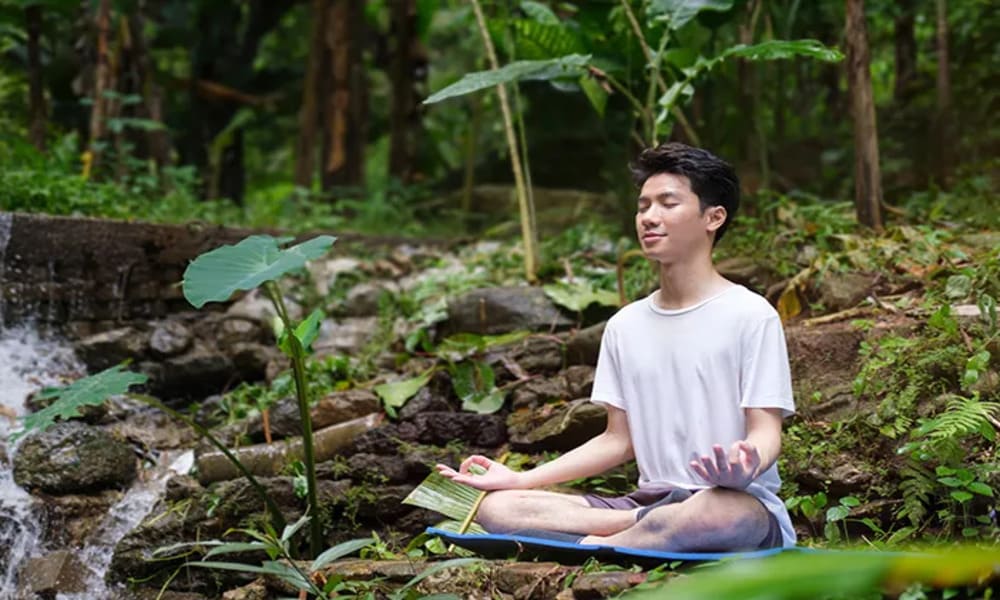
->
<box><xmin>934</xmin><ymin>0</ymin><xmax>952</xmax><ymax>182</ymax></box>
<box><xmin>388</xmin><ymin>0</ymin><xmax>425</xmax><ymax>183</ymax></box>
<box><xmin>87</xmin><ymin>0</ymin><xmax>113</xmax><ymax>175</ymax></box>
<box><xmin>321</xmin><ymin>0</ymin><xmax>366</xmax><ymax>190</ymax></box>
<box><xmin>845</xmin><ymin>0</ymin><xmax>883</xmax><ymax>231</ymax></box>
<box><xmin>25</xmin><ymin>4</ymin><xmax>46</xmax><ymax>151</ymax></box>
<box><xmin>294</xmin><ymin>0</ymin><xmax>327</xmax><ymax>188</ymax></box>
<box><xmin>893</xmin><ymin>0</ymin><xmax>917</xmax><ymax>102</ymax></box>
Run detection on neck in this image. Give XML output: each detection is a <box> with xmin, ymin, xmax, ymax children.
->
<box><xmin>654</xmin><ymin>252</ymin><xmax>730</xmax><ymax>310</ymax></box>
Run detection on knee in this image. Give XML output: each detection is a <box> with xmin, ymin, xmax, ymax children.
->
<box><xmin>476</xmin><ymin>490</ymin><xmax>521</xmax><ymax>532</ymax></box>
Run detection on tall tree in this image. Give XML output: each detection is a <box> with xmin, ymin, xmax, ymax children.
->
<box><xmin>845</xmin><ymin>0</ymin><xmax>883</xmax><ymax>230</ymax></box>
<box><xmin>388</xmin><ymin>0</ymin><xmax>426</xmax><ymax>183</ymax></box>
<box><xmin>934</xmin><ymin>0</ymin><xmax>952</xmax><ymax>181</ymax></box>
<box><xmin>25</xmin><ymin>2</ymin><xmax>45</xmax><ymax>151</ymax></box>
<box><xmin>893</xmin><ymin>0</ymin><xmax>917</xmax><ymax>102</ymax></box>
<box><xmin>86</xmin><ymin>0</ymin><xmax>112</xmax><ymax>175</ymax></box>
<box><xmin>294</xmin><ymin>0</ymin><xmax>327</xmax><ymax>188</ymax></box>
<box><xmin>320</xmin><ymin>0</ymin><xmax>366</xmax><ymax>189</ymax></box>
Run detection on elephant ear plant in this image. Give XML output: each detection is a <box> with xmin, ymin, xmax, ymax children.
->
<box><xmin>183</xmin><ymin>233</ymin><xmax>336</xmax><ymax>557</ymax></box>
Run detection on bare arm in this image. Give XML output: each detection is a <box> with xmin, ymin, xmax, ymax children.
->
<box><xmin>436</xmin><ymin>404</ymin><xmax>634</xmax><ymax>490</ymax></box>
<box><xmin>690</xmin><ymin>407</ymin><xmax>784</xmax><ymax>490</ymax></box>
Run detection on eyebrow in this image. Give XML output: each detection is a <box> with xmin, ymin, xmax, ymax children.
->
<box><xmin>637</xmin><ymin>191</ymin><xmax>681</xmax><ymax>202</ymax></box>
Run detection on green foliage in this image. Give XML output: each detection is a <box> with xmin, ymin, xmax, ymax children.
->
<box><xmin>449</xmin><ymin>360</ymin><xmax>505</xmax><ymax>414</ymax></box>
<box><xmin>403</xmin><ymin>470</ymin><xmax>486</xmax><ymax>530</ymax></box>
<box><xmin>424</xmin><ymin>54</ymin><xmax>592</xmax><ymax>104</ymax></box>
<box><xmin>183</xmin><ymin>233</ymin><xmax>337</xmax><ymax>557</ymax></box>
<box><xmin>182</xmin><ymin>235</ymin><xmax>336</xmax><ymax>309</ymax></box>
<box><xmin>623</xmin><ymin>546</ymin><xmax>1000</xmax><ymax>600</ymax></box>
<box><xmin>10</xmin><ymin>364</ymin><xmax>147</xmax><ymax>442</ymax></box>
<box><xmin>374</xmin><ymin>370</ymin><xmax>433</xmax><ymax>418</ymax></box>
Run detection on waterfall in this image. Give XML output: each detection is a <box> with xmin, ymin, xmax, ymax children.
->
<box><xmin>0</xmin><ymin>323</ymin><xmax>83</xmax><ymax>598</ymax></box>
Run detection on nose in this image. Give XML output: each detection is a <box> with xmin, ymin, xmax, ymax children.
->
<box><xmin>638</xmin><ymin>205</ymin><xmax>661</xmax><ymax>229</ymax></box>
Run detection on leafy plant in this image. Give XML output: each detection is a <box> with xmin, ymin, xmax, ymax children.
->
<box><xmin>183</xmin><ymin>233</ymin><xmax>336</xmax><ymax>556</ymax></box>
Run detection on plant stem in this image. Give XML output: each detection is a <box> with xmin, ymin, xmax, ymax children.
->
<box><xmin>265</xmin><ymin>281</ymin><xmax>323</xmax><ymax>558</ymax></box>
<box><xmin>140</xmin><ymin>395</ymin><xmax>287</xmax><ymax>533</ymax></box>
<box><xmin>469</xmin><ymin>0</ymin><xmax>538</xmax><ymax>283</ymax></box>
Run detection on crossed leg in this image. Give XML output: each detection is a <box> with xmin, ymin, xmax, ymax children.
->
<box><xmin>477</xmin><ymin>487</ymin><xmax>772</xmax><ymax>551</ymax></box>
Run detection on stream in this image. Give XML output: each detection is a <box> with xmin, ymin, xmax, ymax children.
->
<box><xmin>0</xmin><ymin>323</ymin><xmax>190</xmax><ymax>599</ymax></box>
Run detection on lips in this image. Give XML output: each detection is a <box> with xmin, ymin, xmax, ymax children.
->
<box><xmin>642</xmin><ymin>232</ymin><xmax>666</xmax><ymax>242</ymax></box>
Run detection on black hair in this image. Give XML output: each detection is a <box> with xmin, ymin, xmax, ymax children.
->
<box><xmin>629</xmin><ymin>142</ymin><xmax>740</xmax><ymax>244</ymax></box>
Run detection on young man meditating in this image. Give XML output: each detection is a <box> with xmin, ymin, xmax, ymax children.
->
<box><xmin>437</xmin><ymin>143</ymin><xmax>795</xmax><ymax>551</ymax></box>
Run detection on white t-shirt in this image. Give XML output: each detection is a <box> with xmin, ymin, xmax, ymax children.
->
<box><xmin>590</xmin><ymin>284</ymin><xmax>797</xmax><ymax>546</ymax></box>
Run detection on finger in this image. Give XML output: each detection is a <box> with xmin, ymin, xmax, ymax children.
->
<box><xmin>728</xmin><ymin>441</ymin><xmax>742</xmax><ymax>464</ymax></box>
<box><xmin>436</xmin><ymin>464</ymin><xmax>457</xmax><ymax>476</ymax></box>
<box><xmin>700</xmin><ymin>454</ymin><xmax>720</xmax><ymax>480</ymax></box>
<box><xmin>690</xmin><ymin>460</ymin><xmax>712</xmax><ymax>482</ymax></box>
<box><xmin>712</xmin><ymin>445</ymin><xmax>731</xmax><ymax>475</ymax></box>
<box><xmin>459</xmin><ymin>455</ymin><xmax>490</xmax><ymax>474</ymax></box>
<box><xmin>740</xmin><ymin>441</ymin><xmax>761</xmax><ymax>471</ymax></box>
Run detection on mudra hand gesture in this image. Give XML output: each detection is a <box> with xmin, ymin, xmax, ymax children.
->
<box><xmin>435</xmin><ymin>455</ymin><xmax>521</xmax><ymax>491</ymax></box>
<box><xmin>690</xmin><ymin>441</ymin><xmax>761</xmax><ymax>490</ymax></box>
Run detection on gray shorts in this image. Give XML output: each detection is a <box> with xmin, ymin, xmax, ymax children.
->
<box><xmin>582</xmin><ymin>486</ymin><xmax>783</xmax><ymax>550</ymax></box>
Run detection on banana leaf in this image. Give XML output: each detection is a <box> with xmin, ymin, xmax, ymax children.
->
<box><xmin>403</xmin><ymin>471</ymin><xmax>486</xmax><ymax>532</ymax></box>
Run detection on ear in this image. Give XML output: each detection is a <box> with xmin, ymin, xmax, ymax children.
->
<box><xmin>704</xmin><ymin>205</ymin><xmax>727</xmax><ymax>233</ymax></box>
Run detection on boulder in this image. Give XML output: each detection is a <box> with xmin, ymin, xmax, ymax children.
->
<box><xmin>313</xmin><ymin>317</ymin><xmax>379</xmax><ymax>356</ymax></box>
<box><xmin>397</xmin><ymin>412</ymin><xmax>507</xmax><ymax>448</ymax></box>
<box><xmin>216</xmin><ymin>317</ymin><xmax>264</xmax><ymax>347</ymax></box>
<box><xmin>75</xmin><ymin>326</ymin><xmax>148</xmax><ymax>370</ymax></box>
<box><xmin>814</xmin><ymin>272</ymin><xmax>875</xmax><ymax>312</ymax></box>
<box><xmin>144</xmin><ymin>344</ymin><xmax>235</xmax><ymax>400</ymax></box>
<box><xmin>442</xmin><ymin>287</ymin><xmax>572</xmax><ymax>336</ymax></box>
<box><xmin>13</xmin><ymin>421</ymin><xmax>136</xmax><ymax>494</ymax></box>
<box><xmin>149</xmin><ymin>320</ymin><xmax>193</xmax><ymax>358</ymax></box>
<box><xmin>16</xmin><ymin>550</ymin><xmax>89</xmax><ymax>597</ymax></box>
<box><xmin>509</xmin><ymin>399</ymin><xmax>607</xmax><ymax>452</ymax></box>
<box><xmin>344</xmin><ymin>281</ymin><xmax>398</xmax><ymax>317</ymax></box>
<box><xmin>562</xmin><ymin>322</ymin><xmax>605</xmax><ymax>367</ymax></box>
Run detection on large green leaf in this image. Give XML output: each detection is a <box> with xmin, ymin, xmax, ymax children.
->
<box><xmin>451</xmin><ymin>361</ymin><xmax>506</xmax><ymax>414</ymax></box>
<box><xmin>647</xmin><ymin>0</ymin><xmax>735</xmax><ymax>31</ymax></box>
<box><xmin>311</xmin><ymin>538</ymin><xmax>375</xmax><ymax>571</ymax></box>
<box><xmin>424</xmin><ymin>54</ymin><xmax>591</xmax><ymax>104</ymax></box>
<box><xmin>721</xmin><ymin>39</ymin><xmax>843</xmax><ymax>63</ymax></box>
<box><xmin>624</xmin><ymin>546</ymin><xmax>1000</xmax><ymax>599</ymax></box>
<box><xmin>12</xmin><ymin>365</ymin><xmax>148</xmax><ymax>442</ymax></box>
<box><xmin>543</xmin><ymin>281</ymin><xmax>619</xmax><ymax>312</ymax></box>
<box><xmin>403</xmin><ymin>471</ymin><xmax>484</xmax><ymax>523</ymax></box>
<box><xmin>182</xmin><ymin>235</ymin><xmax>336</xmax><ymax>309</ymax></box>
<box><xmin>373</xmin><ymin>370</ymin><xmax>433</xmax><ymax>417</ymax></box>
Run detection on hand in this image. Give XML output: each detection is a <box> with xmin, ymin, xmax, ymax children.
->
<box><xmin>690</xmin><ymin>441</ymin><xmax>761</xmax><ymax>490</ymax></box>
<box><xmin>435</xmin><ymin>455</ymin><xmax>523</xmax><ymax>491</ymax></box>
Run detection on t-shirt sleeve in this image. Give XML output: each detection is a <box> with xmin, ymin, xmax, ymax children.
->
<box><xmin>740</xmin><ymin>314</ymin><xmax>796</xmax><ymax>418</ymax></box>
<box><xmin>590</xmin><ymin>322</ymin><xmax>626</xmax><ymax>411</ymax></box>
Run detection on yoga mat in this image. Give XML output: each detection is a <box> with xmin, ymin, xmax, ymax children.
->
<box><xmin>425</xmin><ymin>527</ymin><xmax>788</xmax><ymax>568</ymax></box>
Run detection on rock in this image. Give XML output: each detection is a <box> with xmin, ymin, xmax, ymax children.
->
<box><xmin>563</xmin><ymin>365</ymin><xmax>595</xmax><ymax>399</ymax></box>
<box><xmin>313</xmin><ymin>317</ymin><xmax>379</xmax><ymax>356</ymax></box>
<box><xmin>13</xmin><ymin>421</ymin><xmax>137</xmax><ymax>494</ymax></box>
<box><xmin>269</xmin><ymin>389</ymin><xmax>380</xmax><ymax>438</ymax></box>
<box><xmin>562</xmin><ymin>322</ymin><xmax>605</xmax><ymax>367</ymax></box>
<box><xmin>221</xmin><ymin>578</ymin><xmax>268</xmax><ymax>600</ymax></box>
<box><xmin>800</xmin><ymin>454</ymin><xmax>874</xmax><ymax>497</ymax></box>
<box><xmin>307</xmin><ymin>257</ymin><xmax>362</xmax><ymax>296</ymax></box>
<box><xmin>226</xmin><ymin>288</ymin><xmax>301</xmax><ymax>326</ymax></box>
<box><xmin>149</xmin><ymin>320</ymin><xmax>193</xmax><ymax>357</ymax></box>
<box><xmin>511</xmin><ymin>377</ymin><xmax>569</xmax><ymax>410</ymax></box>
<box><xmin>397</xmin><ymin>412</ymin><xmax>507</xmax><ymax>448</ymax></box>
<box><xmin>75</xmin><ymin>326</ymin><xmax>148</xmax><ymax>370</ymax></box>
<box><xmin>345</xmin><ymin>281</ymin><xmax>398</xmax><ymax>317</ymax></box>
<box><xmin>33</xmin><ymin>489</ymin><xmax>122</xmax><ymax>549</ymax></box>
<box><xmin>717</xmin><ymin>256</ymin><xmax>776</xmax><ymax>294</ymax></box>
<box><xmin>489</xmin><ymin>336</ymin><xmax>566</xmax><ymax>378</ymax></box>
<box><xmin>398</xmin><ymin>387</ymin><xmax>454</xmax><ymax>420</ymax></box>
<box><xmin>571</xmin><ymin>571</ymin><xmax>649</xmax><ymax>599</ymax></box>
<box><xmin>17</xmin><ymin>550</ymin><xmax>89</xmax><ymax>596</ymax></box>
<box><xmin>147</xmin><ymin>344</ymin><xmax>235</xmax><ymax>400</ymax></box>
<box><xmin>494</xmin><ymin>562</ymin><xmax>571</xmax><ymax>598</ymax></box>
<box><xmin>217</xmin><ymin>317</ymin><xmax>264</xmax><ymax>347</ymax></box>
<box><xmin>442</xmin><ymin>286</ymin><xmax>573</xmax><ymax>336</ymax></box>
<box><xmin>230</xmin><ymin>341</ymin><xmax>275</xmax><ymax>380</ymax></box>
<box><xmin>814</xmin><ymin>272</ymin><xmax>875</xmax><ymax>312</ymax></box>
<box><xmin>509</xmin><ymin>399</ymin><xmax>607</xmax><ymax>452</ymax></box>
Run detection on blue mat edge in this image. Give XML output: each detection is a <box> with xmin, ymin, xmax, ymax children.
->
<box><xmin>425</xmin><ymin>526</ymin><xmax>789</xmax><ymax>562</ymax></box>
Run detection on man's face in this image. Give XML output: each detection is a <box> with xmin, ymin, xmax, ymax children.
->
<box><xmin>635</xmin><ymin>173</ymin><xmax>723</xmax><ymax>263</ymax></box>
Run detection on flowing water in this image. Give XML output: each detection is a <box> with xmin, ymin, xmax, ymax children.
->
<box><xmin>0</xmin><ymin>323</ymin><xmax>83</xmax><ymax>598</ymax></box>
<box><xmin>0</xmin><ymin>323</ymin><xmax>189</xmax><ymax>599</ymax></box>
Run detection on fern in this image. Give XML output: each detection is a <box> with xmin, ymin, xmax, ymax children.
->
<box><xmin>920</xmin><ymin>395</ymin><xmax>1000</xmax><ymax>444</ymax></box>
<box><xmin>897</xmin><ymin>462</ymin><xmax>934</xmax><ymax>527</ymax></box>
